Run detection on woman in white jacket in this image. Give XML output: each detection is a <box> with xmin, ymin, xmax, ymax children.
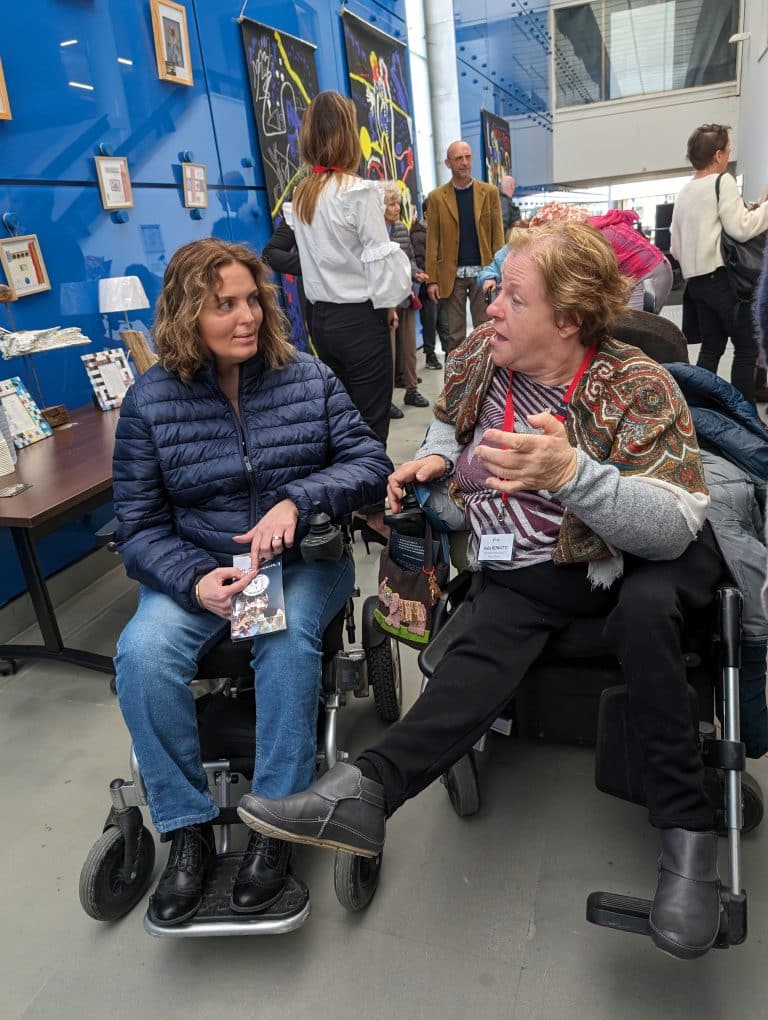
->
<box><xmin>284</xmin><ymin>91</ymin><xmax>411</xmax><ymax>447</ymax></box>
<box><xmin>671</xmin><ymin>123</ymin><xmax>768</xmax><ymax>402</ymax></box>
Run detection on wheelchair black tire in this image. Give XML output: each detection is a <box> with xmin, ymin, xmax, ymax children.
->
<box><xmin>333</xmin><ymin>849</ymin><xmax>382</xmax><ymax>911</ymax></box>
<box><xmin>79</xmin><ymin>824</ymin><xmax>156</xmax><ymax>921</ymax></box>
<box><xmin>442</xmin><ymin>752</ymin><xmax>480</xmax><ymax>817</ymax></box>
<box><xmin>369</xmin><ymin>638</ymin><xmax>402</xmax><ymax>723</ymax></box>
<box><xmin>742</xmin><ymin>771</ymin><xmax>764</xmax><ymax>833</ymax></box>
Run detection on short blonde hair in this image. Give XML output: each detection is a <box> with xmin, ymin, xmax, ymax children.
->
<box><xmin>154</xmin><ymin>239</ymin><xmax>294</xmax><ymax>381</ymax></box>
<box><xmin>504</xmin><ymin>222</ymin><xmax>631</xmax><ymax>346</ymax></box>
<box><xmin>293</xmin><ymin>91</ymin><xmax>361</xmax><ymax>225</ymax></box>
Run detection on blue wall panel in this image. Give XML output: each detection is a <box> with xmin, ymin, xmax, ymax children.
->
<box><xmin>0</xmin><ymin>0</ymin><xmax>407</xmax><ymax>608</ymax></box>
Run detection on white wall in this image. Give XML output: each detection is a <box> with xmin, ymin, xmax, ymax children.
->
<box><xmin>736</xmin><ymin>0</ymin><xmax>768</xmax><ymax>200</ymax></box>
<box><xmin>553</xmin><ymin>89</ymin><xmax>739</xmax><ymax>185</ymax></box>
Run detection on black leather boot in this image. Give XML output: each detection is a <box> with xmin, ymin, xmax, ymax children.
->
<box><xmin>148</xmin><ymin>822</ymin><xmax>216</xmax><ymax>926</ymax></box>
<box><xmin>238</xmin><ymin>762</ymin><xmax>386</xmax><ymax>857</ymax></box>
<box><xmin>231</xmin><ymin>831</ymin><xmax>292</xmax><ymax>913</ymax></box>
<box><xmin>649</xmin><ymin>828</ymin><xmax>721</xmax><ymax>959</ymax></box>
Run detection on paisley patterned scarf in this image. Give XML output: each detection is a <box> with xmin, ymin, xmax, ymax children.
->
<box><xmin>434</xmin><ymin>321</ymin><xmax>706</xmax><ymax>567</ymax></box>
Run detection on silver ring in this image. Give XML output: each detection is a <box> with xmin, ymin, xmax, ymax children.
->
<box><xmin>271</xmin><ymin>534</ymin><xmax>282</xmax><ymax>543</ymax></box>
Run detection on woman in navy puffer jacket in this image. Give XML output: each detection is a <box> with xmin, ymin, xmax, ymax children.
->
<box><xmin>112</xmin><ymin>238</ymin><xmax>392</xmax><ymax>927</ymax></box>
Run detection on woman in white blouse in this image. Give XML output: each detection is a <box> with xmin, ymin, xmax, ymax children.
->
<box><xmin>671</xmin><ymin>124</ymin><xmax>768</xmax><ymax>402</ymax></box>
<box><xmin>284</xmin><ymin>91</ymin><xmax>411</xmax><ymax>448</ymax></box>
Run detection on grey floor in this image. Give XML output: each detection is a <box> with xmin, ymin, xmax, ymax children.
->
<box><xmin>3</xmin><ymin>321</ymin><xmax>768</xmax><ymax>1020</ymax></box>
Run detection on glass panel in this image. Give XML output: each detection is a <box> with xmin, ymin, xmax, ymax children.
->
<box><xmin>554</xmin><ymin>0</ymin><xmax>739</xmax><ymax>108</ymax></box>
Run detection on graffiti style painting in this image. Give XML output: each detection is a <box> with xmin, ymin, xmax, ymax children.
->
<box><xmin>481</xmin><ymin>110</ymin><xmax>512</xmax><ymax>188</ymax></box>
<box><xmin>342</xmin><ymin>11</ymin><xmax>417</xmax><ymax>225</ymax></box>
<box><xmin>240</xmin><ymin>19</ymin><xmax>319</xmax><ymax>218</ymax></box>
<box><xmin>240</xmin><ymin>19</ymin><xmax>319</xmax><ymax>350</ymax></box>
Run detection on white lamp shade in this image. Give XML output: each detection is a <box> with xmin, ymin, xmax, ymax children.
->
<box><xmin>98</xmin><ymin>276</ymin><xmax>150</xmax><ymax>314</ymax></box>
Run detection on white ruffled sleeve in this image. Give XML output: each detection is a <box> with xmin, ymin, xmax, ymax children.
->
<box><xmin>341</xmin><ymin>182</ymin><xmax>412</xmax><ymax>309</ymax></box>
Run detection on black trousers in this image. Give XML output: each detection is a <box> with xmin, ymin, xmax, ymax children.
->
<box><xmin>686</xmin><ymin>267</ymin><xmax>756</xmax><ymax>403</ymax></box>
<box><xmin>311</xmin><ymin>300</ymin><xmax>392</xmax><ymax>444</ymax></box>
<box><xmin>361</xmin><ymin>525</ymin><xmax>724</xmax><ymax>830</ymax></box>
<box><xmin>418</xmin><ymin>284</ymin><xmax>450</xmax><ymax>357</ymax></box>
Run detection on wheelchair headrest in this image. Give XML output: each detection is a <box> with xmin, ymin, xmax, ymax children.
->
<box><xmin>611</xmin><ymin>310</ymin><xmax>689</xmax><ymax>366</ymax></box>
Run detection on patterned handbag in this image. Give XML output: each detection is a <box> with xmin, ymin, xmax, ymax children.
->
<box><xmin>374</xmin><ymin>521</ymin><xmax>449</xmax><ymax>649</ymax></box>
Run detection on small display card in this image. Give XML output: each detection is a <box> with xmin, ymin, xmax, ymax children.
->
<box><xmin>477</xmin><ymin>532</ymin><xmax>515</xmax><ymax>562</ymax></box>
<box><xmin>231</xmin><ymin>555</ymin><xmax>287</xmax><ymax>641</ymax></box>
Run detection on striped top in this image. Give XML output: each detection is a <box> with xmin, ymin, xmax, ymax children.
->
<box><xmin>454</xmin><ymin>368</ymin><xmax>567</xmax><ymax>570</ymax></box>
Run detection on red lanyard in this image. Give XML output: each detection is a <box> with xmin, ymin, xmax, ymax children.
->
<box><xmin>497</xmin><ymin>344</ymin><xmax>597</xmax><ymax>518</ymax></box>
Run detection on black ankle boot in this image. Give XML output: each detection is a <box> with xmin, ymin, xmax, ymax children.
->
<box><xmin>231</xmin><ymin>831</ymin><xmax>292</xmax><ymax>913</ymax></box>
<box><xmin>649</xmin><ymin>828</ymin><xmax>721</xmax><ymax>960</ymax></box>
<box><xmin>148</xmin><ymin>822</ymin><xmax>216</xmax><ymax>926</ymax></box>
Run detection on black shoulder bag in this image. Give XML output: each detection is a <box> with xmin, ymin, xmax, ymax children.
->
<box><xmin>715</xmin><ymin>173</ymin><xmax>767</xmax><ymax>302</ymax></box>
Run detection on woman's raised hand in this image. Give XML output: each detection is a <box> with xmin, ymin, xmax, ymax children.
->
<box><xmin>387</xmin><ymin>455</ymin><xmax>447</xmax><ymax>513</ymax></box>
<box><xmin>233</xmin><ymin>498</ymin><xmax>299</xmax><ymax>568</ymax></box>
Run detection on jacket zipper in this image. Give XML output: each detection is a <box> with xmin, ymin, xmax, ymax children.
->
<box><xmin>215</xmin><ymin>375</ymin><xmax>259</xmax><ymax>524</ymax></box>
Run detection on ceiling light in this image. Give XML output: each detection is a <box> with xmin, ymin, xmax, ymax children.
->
<box><xmin>68</xmin><ymin>81</ymin><xmax>94</xmax><ymax>91</ymax></box>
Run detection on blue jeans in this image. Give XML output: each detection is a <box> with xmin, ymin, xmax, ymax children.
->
<box><xmin>115</xmin><ymin>555</ymin><xmax>354</xmax><ymax>833</ymax></box>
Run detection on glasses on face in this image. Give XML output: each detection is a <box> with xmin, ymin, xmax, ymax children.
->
<box><xmin>484</xmin><ymin>284</ymin><xmax>500</xmax><ymax>305</ymax></box>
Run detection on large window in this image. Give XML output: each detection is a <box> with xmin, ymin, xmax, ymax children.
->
<box><xmin>554</xmin><ymin>0</ymin><xmax>740</xmax><ymax>108</ymax></box>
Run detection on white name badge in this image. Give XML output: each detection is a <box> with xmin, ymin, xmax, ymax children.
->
<box><xmin>478</xmin><ymin>532</ymin><xmax>515</xmax><ymax>562</ymax></box>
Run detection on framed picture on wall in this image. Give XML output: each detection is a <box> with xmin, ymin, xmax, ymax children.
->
<box><xmin>0</xmin><ymin>58</ymin><xmax>11</xmax><ymax>120</ymax></box>
<box><xmin>95</xmin><ymin>156</ymin><xmax>134</xmax><ymax>210</ymax></box>
<box><xmin>0</xmin><ymin>378</ymin><xmax>53</xmax><ymax>448</ymax></box>
<box><xmin>81</xmin><ymin>349</ymin><xmax>135</xmax><ymax>411</ymax></box>
<box><xmin>150</xmin><ymin>0</ymin><xmax>193</xmax><ymax>86</ymax></box>
<box><xmin>181</xmin><ymin>162</ymin><xmax>208</xmax><ymax>208</ymax></box>
<box><xmin>0</xmin><ymin>234</ymin><xmax>51</xmax><ymax>298</ymax></box>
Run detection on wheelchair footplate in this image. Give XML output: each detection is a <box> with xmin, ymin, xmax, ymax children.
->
<box><xmin>586</xmin><ymin>888</ymin><xmax>747</xmax><ymax>949</ymax></box>
<box><xmin>143</xmin><ymin>852</ymin><xmax>310</xmax><ymax>938</ymax></box>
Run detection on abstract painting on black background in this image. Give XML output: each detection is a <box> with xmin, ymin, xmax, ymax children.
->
<box><xmin>342</xmin><ymin>11</ymin><xmax>417</xmax><ymax>224</ymax></box>
<box><xmin>481</xmin><ymin>109</ymin><xmax>512</xmax><ymax>187</ymax></box>
<box><xmin>241</xmin><ymin>19</ymin><xmax>319</xmax><ymax>349</ymax></box>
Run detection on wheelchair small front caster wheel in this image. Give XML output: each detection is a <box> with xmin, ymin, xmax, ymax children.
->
<box><xmin>442</xmin><ymin>752</ymin><xmax>480</xmax><ymax>817</ymax></box>
<box><xmin>79</xmin><ymin>823</ymin><xmax>156</xmax><ymax>921</ymax></box>
<box><xmin>0</xmin><ymin>657</ymin><xmax>18</xmax><ymax>677</ymax></box>
<box><xmin>333</xmin><ymin>850</ymin><xmax>382</xmax><ymax>911</ymax></box>
<box><xmin>369</xmin><ymin>638</ymin><xmax>402</xmax><ymax>723</ymax></box>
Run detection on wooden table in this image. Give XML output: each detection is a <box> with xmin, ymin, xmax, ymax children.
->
<box><xmin>0</xmin><ymin>403</ymin><xmax>120</xmax><ymax>675</ymax></box>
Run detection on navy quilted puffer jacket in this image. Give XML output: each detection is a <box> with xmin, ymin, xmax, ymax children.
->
<box><xmin>113</xmin><ymin>351</ymin><xmax>392</xmax><ymax>611</ymax></box>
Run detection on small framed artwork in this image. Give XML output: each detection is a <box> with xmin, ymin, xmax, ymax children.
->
<box><xmin>95</xmin><ymin>156</ymin><xmax>134</xmax><ymax>211</ymax></box>
<box><xmin>81</xmin><ymin>348</ymin><xmax>135</xmax><ymax>411</ymax></box>
<box><xmin>150</xmin><ymin>0</ymin><xmax>193</xmax><ymax>86</ymax></box>
<box><xmin>0</xmin><ymin>58</ymin><xmax>11</xmax><ymax>121</ymax></box>
<box><xmin>182</xmin><ymin>161</ymin><xmax>208</xmax><ymax>208</ymax></box>
<box><xmin>0</xmin><ymin>234</ymin><xmax>51</xmax><ymax>298</ymax></box>
<box><xmin>0</xmin><ymin>377</ymin><xmax>54</xmax><ymax>448</ymax></box>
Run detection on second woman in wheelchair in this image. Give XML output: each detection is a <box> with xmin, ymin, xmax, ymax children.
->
<box><xmin>238</xmin><ymin>223</ymin><xmax>727</xmax><ymax>960</ymax></box>
<box><xmin>112</xmin><ymin>238</ymin><xmax>392</xmax><ymax>926</ymax></box>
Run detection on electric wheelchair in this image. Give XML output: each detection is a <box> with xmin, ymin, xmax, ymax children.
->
<box><xmin>354</xmin><ymin>311</ymin><xmax>765</xmax><ymax>950</ymax></box>
<box><xmin>79</xmin><ymin>509</ymin><xmax>402</xmax><ymax>936</ymax></box>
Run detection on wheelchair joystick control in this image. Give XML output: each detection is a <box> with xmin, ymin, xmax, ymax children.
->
<box><xmin>383</xmin><ymin>483</ymin><xmax>426</xmax><ymax>537</ymax></box>
<box><xmin>300</xmin><ymin>501</ymin><xmax>344</xmax><ymax>562</ymax></box>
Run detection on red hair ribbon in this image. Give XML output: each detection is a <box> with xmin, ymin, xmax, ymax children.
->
<box><xmin>312</xmin><ymin>165</ymin><xmax>343</xmax><ymax>173</ymax></box>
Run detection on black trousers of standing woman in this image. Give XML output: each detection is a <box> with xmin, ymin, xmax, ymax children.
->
<box><xmin>360</xmin><ymin>524</ymin><xmax>724</xmax><ymax>832</ymax></box>
<box><xmin>311</xmin><ymin>300</ymin><xmax>393</xmax><ymax>444</ymax></box>
<box><xmin>686</xmin><ymin>267</ymin><xmax>757</xmax><ymax>403</ymax></box>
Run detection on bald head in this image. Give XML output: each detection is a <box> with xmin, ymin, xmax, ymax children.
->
<box><xmin>445</xmin><ymin>141</ymin><xmax>473</xmax><ymax>186</ymax></box>
<box><xmin>500</xmin><ymin>175</ymin><xmax>516</xmax><ymax>197</ymax></box>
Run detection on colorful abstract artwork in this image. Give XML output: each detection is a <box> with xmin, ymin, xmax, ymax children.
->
<box><xmin>342</xmin><ymin>11</ymin><xmax>417</xmax><ymax>225</ymax></box>
<box><xmin>481</xmin><ymin>109</ymin><xmax>512</xmax><ymax>188</ymax></box>
<box><xmin>240</xmin><ymin>19</ymin><xmax>319</xmax><ymax>351</ymax></box>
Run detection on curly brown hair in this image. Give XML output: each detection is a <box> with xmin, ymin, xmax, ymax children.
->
<box><xmin>293</xmin><ymin>91</ymin><xmax>361</xmax><ymax>225</ymax></box>
<box><xmin>505</xmin><ymin>222</ymin><xmax>631</xmax><ymax>347</ymax></box>
<box><xmin>153</xmin><ymin>239</ymin><xmax>294</xmax><ymax>381</ymax></box>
